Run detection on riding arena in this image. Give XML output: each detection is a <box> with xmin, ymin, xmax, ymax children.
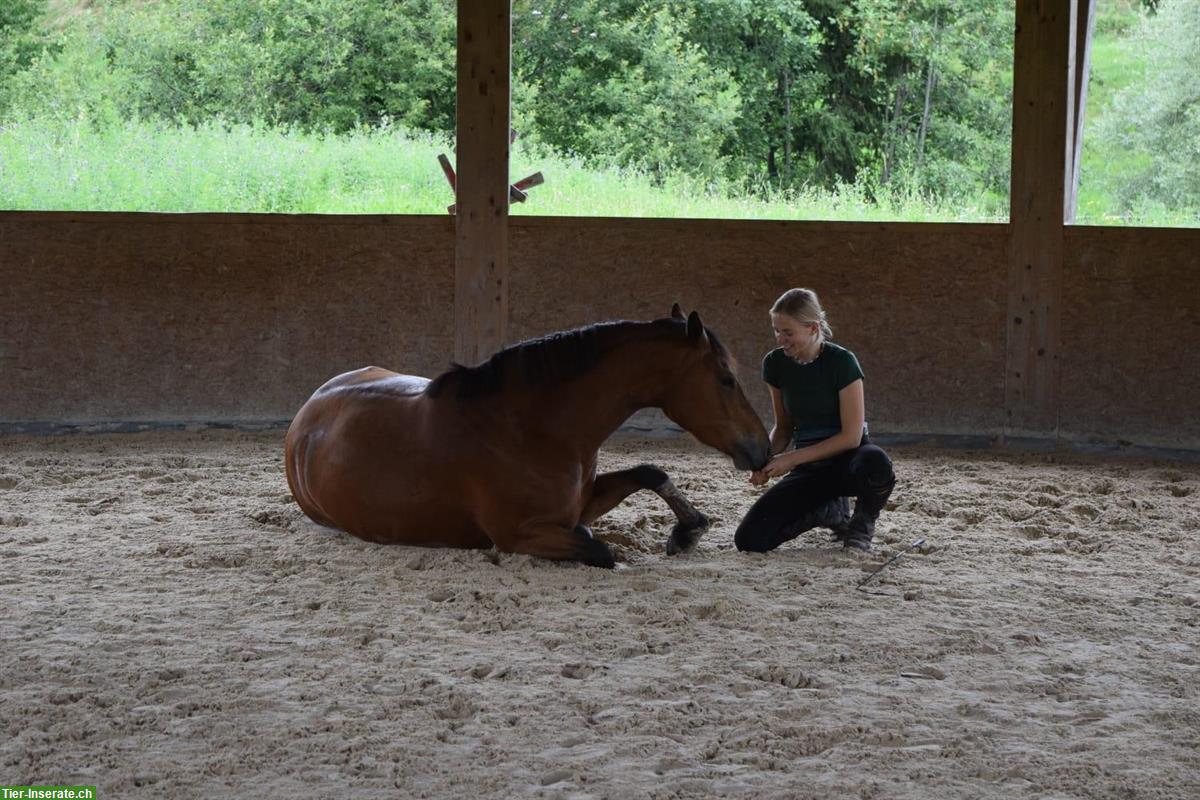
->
<box><xmin>2</xmin><ymin>4</ymin><xmax>1199</xmax><ymax>798</ymax></box>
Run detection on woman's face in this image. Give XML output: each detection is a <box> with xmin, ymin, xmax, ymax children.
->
<box><xmin>771</xmin><ymin>313</ymin><xmax>816</xmax><ymax>358</ymax></box>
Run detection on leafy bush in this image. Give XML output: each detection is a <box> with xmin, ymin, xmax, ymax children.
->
<box><xmin>5</xmin><ymin>26</ymin><xmax>135</xmax><ymax>127</ymax></box>
<box><xmin>3</xmin><ymin>0</ymin><xmax>458</xmax><ymax>133</ymax></box>
<box><xmin>1095</xmin><ymin>0</ymin><xmax>1200</xmax><ymax>216</ymax></box>
<box><xmin>513</xmin><ymin>1</ymin><xmax>740</xmax><ymax>185</ymax></box>
<box><xmin>0</xmin><ymin>0</ymin><xmax>54</xmax><ymax>113</ymax></box>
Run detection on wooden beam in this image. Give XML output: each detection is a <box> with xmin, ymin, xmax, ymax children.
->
<box><xmin>1005</xmin><ymin>0</ymin><xmax>1076</xmax><ymax>437</ymax></box>
<box><xmin>1066</xmin><ymin>0</ymin><xmax>1097</xmax><ymax>223</ymax></box>
<box><xmin>454</xmin><ymin>0</ymin><xmax>511</xmax><ymax>366</ymax></box>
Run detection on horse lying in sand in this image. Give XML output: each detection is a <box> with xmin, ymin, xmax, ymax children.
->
<box><xmin>284</xmin><ymin>307</ymin><xmax>770</xmax><ymax>567</ymax></box>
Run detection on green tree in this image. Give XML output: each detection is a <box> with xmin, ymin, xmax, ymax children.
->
<box><xmin>851</xmin><ymin>0</ymin><xmax>1012</xmax><ymax>201</ymax></box>
<box><xmin>513</xmin><ymin>0</ymin><xmax>740</xmax><ymax>184</ymax></box>
<box><xmin>0</xmin><ymin>0</ymin><xmax>52</xmax><ymax>114</ymax></box>
<box><xmin>12</xmin><ymin>0</ymin><xmax>457</xmax><ymax>133</ymax></box>
<box><xmin>786</xmin><ymin>0</ymin><xmax>890</xmax><ymax>188</ymax></box>
<box><xmin>4</xmin><ymin>26</ymin><xmax>135</xmax><ymax>127</ymax></box>
<box><xmin>679</xmin><ymin>0</ymin><xmax>825</xmax><ymax>189</ymax></box>
<box><xmin>1097</xmin><ymin>0</ymin><xmax>1200</xmax><ymax>215</ymax></box>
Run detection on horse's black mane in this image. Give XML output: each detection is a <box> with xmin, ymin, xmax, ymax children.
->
<box><xmin>425</xmin><ymin>317</ymin><xmax>730</xmax><ymax>400</ymax></box>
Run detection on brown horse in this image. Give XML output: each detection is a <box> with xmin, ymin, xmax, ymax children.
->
<box><xmin>284</xmin><ymin>306</ymin><xmax>770</xmax><ymax>568</ymax></box>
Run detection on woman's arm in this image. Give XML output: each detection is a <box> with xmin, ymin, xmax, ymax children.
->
<box><xmin>766</xmin><ymin>385</ymin><xmax>793</xmax><ymax>456</ymax></box>
<box><xmin>760</xmin><ymin>379</ymin><xmax>865</xmax><ymax>476</ymax></box>
<box><xmin>750</xmin><ymin>385</ymin><xmax>794</xmax><ymax>485</ymax></box>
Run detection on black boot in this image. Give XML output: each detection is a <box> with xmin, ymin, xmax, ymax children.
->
<box><xmin>784</xmin><ymin>496</ymin><xmax>851</xmax><ymax>543</ymax></box>
<box><xmin>820</xmin><ymin>497</ymin><xmax>852</xmax><ymax>542</ymax></box>
<box><xmin>841</xmin><ymin>507</ymin><xmax>876</xmax><ymax>552</ymax></box>
<box><xmin>840</xmin><ymin>445</ymin><xmax>895</xmax><ymax>552</ymax></box>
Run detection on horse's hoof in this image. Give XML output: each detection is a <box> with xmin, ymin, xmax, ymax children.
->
<box><xmin>665</xmin><ymin>533</ymin><xmax>694</xmax><ymax>556</ymax></box>
<box><xmin>666</xmin><ymin>513</ymin><xmax>709</xmax><ymax>556</ymax></box>
<box><xmin>582</xmin><ymin>539</ymin><xmax>617</xmax><ymax>569</ymax></box>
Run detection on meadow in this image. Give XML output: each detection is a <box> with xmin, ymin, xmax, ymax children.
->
<box><xmin>0</xmin><ymin>0</ymin><xmax>1194</xmax><ymax>227</ymax></box>
<box><xmin>0</xmin><ymin>115</ymin><xmax>995</xmax><ymax>222</ymax></box>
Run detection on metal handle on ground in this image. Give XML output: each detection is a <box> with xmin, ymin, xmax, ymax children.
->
<box><xmin>856</xmin><ymin>537</ymin><xmax>926</xmax><ymax>593</ymax></box>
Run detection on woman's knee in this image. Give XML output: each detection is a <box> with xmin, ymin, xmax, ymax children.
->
<box><xmin>854</xmin><ymin>445</ymin><xmax>895</xmax><ymax>486</ymax></box>
<box><xmin>734</xmin><ymin>520</ymin><xmax>773</xmax><ymax>552</ymax></box>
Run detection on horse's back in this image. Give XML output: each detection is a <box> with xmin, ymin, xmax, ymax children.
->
<box><xmin>311</xmin><ymin>365</ymin><xmax>429</xmax><ymax>398</ymax></box>
<box><xmin>285</xmin><ymin>367</ymin><xmax>483</xmax><ymax>545</ymax></box>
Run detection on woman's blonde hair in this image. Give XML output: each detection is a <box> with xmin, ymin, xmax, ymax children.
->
<box><xmin>770</xmin><ymin>288</ymin><xmax>833</xmax><ymax>342</ymax></box>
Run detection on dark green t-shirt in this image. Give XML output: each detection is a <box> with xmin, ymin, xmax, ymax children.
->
<box><xmin>762</xmin><ymin>342</ymin><xmax>865</xmax><ymax>446</ymax></box>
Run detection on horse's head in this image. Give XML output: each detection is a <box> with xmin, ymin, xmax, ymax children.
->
<box><xmin>660</xmin><ymin>305</ymin><xmax>771</xmax><ymax>471</ymax></box>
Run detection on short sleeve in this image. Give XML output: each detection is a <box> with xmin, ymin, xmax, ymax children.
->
<box><xmin>762</xmin><ymin>350</ymin><xmax>782</xmax><ymax>388</ymax></box>
<box><xmin>834</xmin><ymin>348</ymin><xmax>865</xmax><ymax>391</ymax></box>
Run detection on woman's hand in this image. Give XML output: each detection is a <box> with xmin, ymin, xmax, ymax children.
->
<box><xmin>750</xmin><ymin>452</ymin><xmax>797</xmax><ymax>484</ymax></box>
<box><xmin>760</xmin><ymin>453</ymin><xmax>795</xmax><ymax>479</ymax></box>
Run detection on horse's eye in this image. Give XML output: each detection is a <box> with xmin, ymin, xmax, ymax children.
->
<box><xmin>720</xmin><ymin>375</ymin><xmax>736</xmax><ymax>388</ymax></box>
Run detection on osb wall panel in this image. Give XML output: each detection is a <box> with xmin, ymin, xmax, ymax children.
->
<box><xmin>1</xmin><ymin>213</ymin><xmax>1007</xmax><ymax>434</ymax></box>
<box><xmin>1062</xmin><ymin>226</ymin><xmax>1200</xmax><ymax>448</ymax></box>
<box><xmin>510</xmin><ymin>218</ymin><xmax>1009</xmax><ymax>437</ymax></box>
<box><xmin>0</xmin><ymin>214</ymin><xmax>454</xmax><ymax>426</ymax></box>
<box><xmin>9</xmin><ymin>213</ymin><xmax>1195</xmax><ymax>451</ymax></box>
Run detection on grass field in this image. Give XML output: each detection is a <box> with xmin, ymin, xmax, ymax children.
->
<box><xmin>0</xmin><ymin>115</ymin><xmax>996</xmax><ymax>221</ymax></box>
<box><xmin>1</xmin><ymin>0</ymin><xmax>1194</xmax><ymax>226</ymax></box>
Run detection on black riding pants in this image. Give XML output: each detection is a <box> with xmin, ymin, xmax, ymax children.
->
<box><xmin>734</xmin><ymin>439</ymin><xmax>895</xmax><ymax>553</ymax></box>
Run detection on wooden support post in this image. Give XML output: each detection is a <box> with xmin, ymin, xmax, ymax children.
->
<box><xmin>1066</xmin><ymin>0</ymin><xmax>1097</xmax><ymax>223</ymax></box>
<box><xmin>1006</xmin><ymin>0</ymin><xmax>1076</xmax><ymax>438</ymax></box>
<box><xmin>454</xmin><ymin>0</ymin><xmax>511</xmax><ymax>366</ymax></box>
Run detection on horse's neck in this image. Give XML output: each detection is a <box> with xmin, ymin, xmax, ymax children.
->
<box><xmin>521</xmin><ymin>335</ymin><xmax>684</xmax><ymax>454</ymax></box>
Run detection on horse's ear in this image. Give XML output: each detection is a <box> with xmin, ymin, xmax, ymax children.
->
<box><xmin>670</xmin><ymin>303</ymin><xmax>684</xmax><ymax>320</ymax></box>
<box><xmin>686</xmin><ymin>310</ymin><xmax>705</xmax><ymax>341</ymax></box>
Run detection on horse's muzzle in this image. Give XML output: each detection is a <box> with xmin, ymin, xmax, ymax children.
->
<box><xmin>731</xmin><ymin>438</ymin><xmax>770</xmax><ymax>472</ymax></box>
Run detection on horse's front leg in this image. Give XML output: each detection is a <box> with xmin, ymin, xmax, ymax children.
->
<box><xmin>490</xmin><ymin>520</ymin><xmax>616</xmax><ymax>569</ymax></box>
<box><xmin>580</xmin><ymin>464</ymin><xmax>710</xmax><ymax>555</ymax></box>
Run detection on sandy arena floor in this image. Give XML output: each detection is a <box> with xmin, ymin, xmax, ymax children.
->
<box><xmin>1</xmin><ymin>430</ymin><xmax>1197</xmax><ymax>799</ymax></box>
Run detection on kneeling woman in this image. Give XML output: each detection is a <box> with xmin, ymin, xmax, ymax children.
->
<box><xmin>736</xmin><ymin>288</ymin><xmax>895</xmax><ymax>553</ymax></box>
